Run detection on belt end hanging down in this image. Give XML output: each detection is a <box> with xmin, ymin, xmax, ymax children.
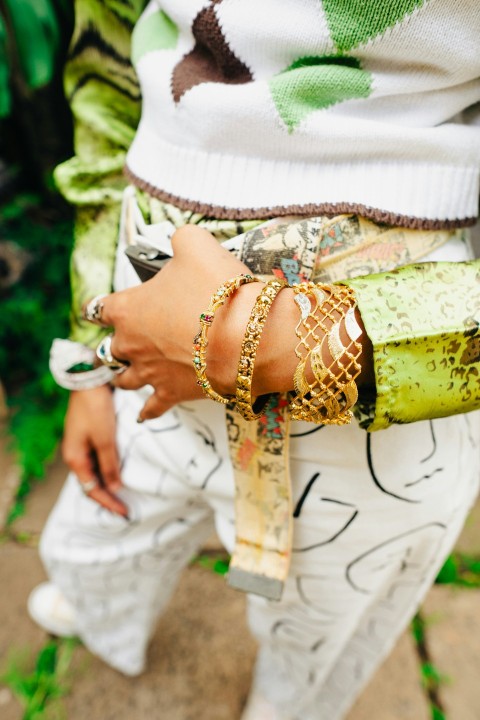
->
<box><xmin>227</xmin><ymin>567</ymin><xmax>284</xmax><ymax>601</ymax></box>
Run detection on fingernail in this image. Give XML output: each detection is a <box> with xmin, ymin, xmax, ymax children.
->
<box><xmin>136</xmin><ymin>416</ymin><xmax>144</xmax><ymax>424</ymax></box>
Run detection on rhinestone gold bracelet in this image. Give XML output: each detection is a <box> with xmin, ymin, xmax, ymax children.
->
<box><xmin>193</xmin><ymin>273</ymin><xmax>260</xmax><ymax>404</ymax></box>
<box><xmin>235</xmin><ymin>277</ymin><xmax>288</xmax><ymax>421</ymax></box>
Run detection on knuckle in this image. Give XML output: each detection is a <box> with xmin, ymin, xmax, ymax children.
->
<box><xmin>111</xmin><ymin>375</ymin><xmax>126</xmax><ymax>389</ymax></box>
<box><xmin>95</xmin><ymin>438</ymin><xmax>114</xmax><ymax>453</ymax></box>
<box><xmin>104</xmin><ymin>471</ymin><xmax>118</xmax><ymax>485</ymax></box>
<box><xmin>61</xmin><ymin>445</ymin><xmax>77</xmax><ymax>469</ymax></box>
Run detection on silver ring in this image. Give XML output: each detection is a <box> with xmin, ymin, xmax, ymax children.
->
<box><xmin>96</xmin><ymin>334</ymin><xmax>129</xmax><ymax>372</ymax></box>
<box><xmin>83</xmin><ymin>294</ymin><xmax>109</xmax><ymax>326</ymax></box>
<box><xmin>79</xmin><ymin>479</ymin><xmax>98</xmax><ymax>495</ymax></box>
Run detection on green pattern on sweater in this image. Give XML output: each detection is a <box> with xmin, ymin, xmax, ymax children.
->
<box><xmin>131</xmin><ymin>9</ymin><xmax>178</xmax><ymax>66</ymax></box>
<box><xmin>323</xmin><ymin>0</ymin><xmax>427</xmax><ymax>52</ymax></box>
<box><xmin>270</xmin><ymin>56</ymin><xmax>371</xmax><ymax>132</ymax></box>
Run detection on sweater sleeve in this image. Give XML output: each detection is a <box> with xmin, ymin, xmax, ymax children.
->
<box><xmin>54</xmin><ymin>0</ymin><xmax>146</xmax><ymax>347</ymax></box>
<box><xmin>345</xmin><ymin>260</ymin><xmax>480</xmax><ymax>431</ymax></box>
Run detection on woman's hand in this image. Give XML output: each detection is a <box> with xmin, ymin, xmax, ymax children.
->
<box><xmin>100</xmin><ymin>226</ymin><xmax>290</xmax><ymax>419</ymax></box>
<box><xmin>62</xmin><ymin>386</ymin><xmax>129</xmax><ymax>517</ymax></box>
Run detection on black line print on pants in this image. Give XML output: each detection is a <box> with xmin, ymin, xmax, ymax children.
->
<box><xmin>367</xmin><ymin>431</ymin><xmax>445</xmax><ymax>502</ymax></box>
<box><xmin>290</xmin><ymin>424</ymin><xmax>325</xmax><ymax>438</ymax></box>
<box><xmin>146</xmin><ymin>419</ymin><xmax>182</xmax><ymax>433</ymax></box>
<box><xmin>404</xmin><ymin>467</ymin><xmax>443</xmax><ymax>488</ymax></box>
<box><xmin>345</xmin><ymin>522</ymin><xmax>446</xmax><ymax>594</ymax></box>
<box><xmin>185</xmin><ymin>435</ymin><xmax>223</xmax><ymax>490</ymax></box>
<box><xmin>293</xmin><ymin>496</ymin><xmax>358</xmax><ymax>553</ymax></box>
<box><xmin>271</xmin><ymin>619</ymin><xmax>327</xmax><ymax>656</ymax></box>
<box><xmin>295</xmin><ymin>575</ymin><xmax>343</xmax><ymax>618</ymax></box>
<box><xmin>119</xmin><ymin>430</ymin><xmax>145</xmax><ymax>473</ymax></box>
<box><xmin>366</xmin><ymin>433</ymin><xmax>418</xmax><ymax>503</ymax></box>
<box><xmin>463</xmin><ymin>413</ymin><xmax>478</xmax><ymax>448</ymax></box>
<box><xmin>420</xmin><ymin>421</ymin><xmax>437</xmax><ymax>463</ymax></box>
<box><xmin>133</xmin><ymin>518</ymin><xmax>191</xmax><ymax>575</ymax></box>
<box><xmin>293</xmin><ymin>473</ymin><xmax>320</xmax><ymax>518</ymax></box>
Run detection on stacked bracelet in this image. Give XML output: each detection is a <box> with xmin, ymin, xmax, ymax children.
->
<box><xmin>289</xmin><ymin>282</ymin><xmax>362</xmax><ymax>425</ymax></box>
<box><xmin>192</xmin><ymin>274</ymin><xmax>362</xmax><ymax>426</ymax></box>
<box><xmin>235</xmin><ymin>278</ymin><xmax>288</xmax><ymax>420</ymax></box>
<box><xmin>193</xmin><ymin>273</ymin><xmax>260</xmax><ymax>404</ymax></box>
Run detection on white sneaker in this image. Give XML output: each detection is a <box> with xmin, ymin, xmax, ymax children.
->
<box><xmin>241</xmin><ymin>690</ymin><xmax>291</xmax><ymax>720</ymax></box>
<box><xmin>27</xmin><ymin>582</ymin><xmax>78</xmax><ymax>637</ymax></box>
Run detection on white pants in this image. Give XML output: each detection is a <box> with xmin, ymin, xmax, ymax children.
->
<box><xmin>40</xmin><ymin>384</ymin><xmax>480</xmax><ymax>719</ymax></box>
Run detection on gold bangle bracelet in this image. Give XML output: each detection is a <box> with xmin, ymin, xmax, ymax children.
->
<box><xmin>236</xmin><ymin>278</ymin><xmax>288</xmax><ymax>421</ymax></box>
<box><xmin>193</xmin><ymin>273</ymin><xmax>260</xmax><ymax>404</ymax></box>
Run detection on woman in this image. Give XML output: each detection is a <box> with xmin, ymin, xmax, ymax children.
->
<box><xmin>29</xmin><ymin>2</ymin><xmax>480</xmax><ymax>719</ymax></box>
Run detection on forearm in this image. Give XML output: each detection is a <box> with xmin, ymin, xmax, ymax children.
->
<box><xmin>210</xmin><ymin>282</ymin><xmax>374</xmax><ymax>398</ymax></box>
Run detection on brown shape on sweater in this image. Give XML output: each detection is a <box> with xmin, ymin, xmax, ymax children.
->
<box><xmin>171</xmin><ymin>0</ymin><xmax>253</xmax><ymax>103</ymax></box>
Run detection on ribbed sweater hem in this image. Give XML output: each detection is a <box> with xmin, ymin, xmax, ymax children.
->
<box><xmin>125</xmin><ymin>165</ymin><xmax>476</xmax><ymax>230</ymax></box>
<box><xmin>125</xmin><ymin>126</ymin><xmax>479</xmax><ymax>229</ymax></box>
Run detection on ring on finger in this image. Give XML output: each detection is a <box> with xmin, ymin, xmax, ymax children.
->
<box><xmin>96</xmin><ymin>334</ymin><xmax>129</xmax><ymax>372</ymax></box>
<box><xmin>79</xmin><ymin>479</ymin><xmax>98</xmax><ymax>495</ymax></box>
<box><xmin>83</xmin><ymin>294</ymin><xmax>109</xmax><ymax>326</ymax></box>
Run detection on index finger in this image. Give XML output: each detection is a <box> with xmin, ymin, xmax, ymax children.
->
<box><xmin>88</xmin><ymin>484</ymin><xmax>130</xmax><ymax>519</ymax></box>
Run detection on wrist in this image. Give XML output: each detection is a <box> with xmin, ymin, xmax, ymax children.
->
<box><xmin>252</xmin><ymin>287</ymin><xmax>299</xmax><ymax>396</ymax></box>
<box><xmin>207</xmin><ymin>282</ymin><xmax>266</xmax><ymax>396</ymax></box>
<box><xmin>205</xmin><ymin>280</ymin><xmax>374</xmax><ymax>400</ymax></box>
<box><xmin>207</xmin><ymin>283</ymin><xmax>299</xmax><ymax>397</ymax></box>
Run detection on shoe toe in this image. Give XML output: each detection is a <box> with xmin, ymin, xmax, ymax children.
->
<box><xmin>27</xmin><ymin>582</ymin><xmax>78</xmax><ymax>637</ymax></box>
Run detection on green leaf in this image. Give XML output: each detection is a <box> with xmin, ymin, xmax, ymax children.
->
<box><xmin>213</xmin><ymin>558</ymin><xmax>230</xmax><ymax>576</ymax></box>
<box><xmin>1</xmin><ymin>639</ymin><xmax>78</xmax><ymax>719</ymax></box>
<box><xmin>4</xmin><ymin>0</ymin><xmax>61</xmax><ymax>88</ymax></box>
<box><xmin>35</xmin><ymin>643</ymin><xmax>57</xmax><ymax>676</ymax></box>
<box><xmin>0</xmin><ymin>14</ymin><xmax>11</xmax><ymax>117</ymax></box>
<box><xmin>436</xmin><ymin>554</ymin><xmax>458</xmax><ymax>584</ymax></box>
<box><xmin>411</xmin><ymin>614</ymin><xmax>424</xmax><ymax>645</ymax></box>
<box><xmin>431</xmin><ymin>705</ymin><xmax>447</xmax><ymax>720</ymax></box>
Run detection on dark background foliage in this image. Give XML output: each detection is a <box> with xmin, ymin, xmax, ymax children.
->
<box><xmin>0</xmin><ymin>0</ymin><xmax>74</xmax><ymax>522</ymax></box>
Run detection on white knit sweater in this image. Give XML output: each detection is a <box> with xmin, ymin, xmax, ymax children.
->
<box><xmin>125</xmin><ymin>0</ymin><xmax>480</xmax><ymax>228</ymax></box>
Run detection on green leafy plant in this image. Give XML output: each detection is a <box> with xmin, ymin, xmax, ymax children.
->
<box><xmin>0</xmin><ymin>13</ymin><xmax>10</xmax><ymax>117</ymax></box>
<box><xmin>0</xmin><ymin>0</ymin><xmax>72</xmax><ymax>118</ymax></box>
<box><xmin>194</xmin><ymin>551</ymin><xmax>230</xmax><ymax>576</ymax></box>
<box><xmin>1</xmin><ymin>638</ymin><xmax>79</xmax><ymax>720</ymax></box>
<box><xmin>436</xmin><ymin>552</ymin><xmax>480</xmax><ymax>588</ymax></box>
<box><xmin>0</xmin><ymin>193</ymin><xmax>72</xmax><ymax>525</ymax></box>
<box><xmin>411</xmin><ymin>613</ymin><xmax>448</xmax><ymax>720</ymax></box>
<box><xmin>0</xmin><ymin>0</ymin><xmax>73</xmax><ymax>200</ymax></box>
